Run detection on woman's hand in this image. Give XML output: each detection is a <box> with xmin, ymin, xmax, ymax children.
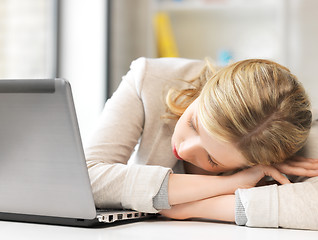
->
<box><xmin>274</xmin><ymin>156</ymin><xmax>318</xmax><ymax>177</ymax></box>
<box><xmin>232</xmin><ymin>165</ymin><xmax>290</xmax><ymax>189</ymax></box>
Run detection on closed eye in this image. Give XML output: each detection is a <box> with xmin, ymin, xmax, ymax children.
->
<box><xmin>208</xmin><ymin>155</ymin><xmax>218</xmax><ymax>167</ymax></box>
<box><xmin>187</xmin><ymin>117</ymin><xmax>197</xmax><ymax>132</ymax></box>
<box><xmin>188</xmin><ymin>117</ymin><xmax>218</xmax><ymax>168</ymax></box>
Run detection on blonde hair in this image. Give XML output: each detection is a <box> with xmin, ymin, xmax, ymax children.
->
<box><xmin>167</xmin><ymin>59</ymin><xmax>312</xmax><ymax>165</ymax></box>
<box><xmin>165</xmin><ymin>59</ymin><xmax>216</xmax><ymax>118</ymax></box>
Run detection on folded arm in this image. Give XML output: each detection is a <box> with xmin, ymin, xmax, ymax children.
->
<box><xmin>162</xmin><ymin>164</ymin><xmax>290</xmax><ymax>220</ymax></box>
<box><xmin>164</xmin><ymin>157</ymin><xmax>318</xmax><ymax>230</ymax></box>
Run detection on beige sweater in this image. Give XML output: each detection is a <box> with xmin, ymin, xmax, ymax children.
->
<box><xmin>85</xmin><ymin>57</ymin><xmax>204</xmax><ymax>213</ymax></box>
<box><xmin>85</xmin><ymin>57</ymin><xmax>318</xmax><ymax>229</ymax></box>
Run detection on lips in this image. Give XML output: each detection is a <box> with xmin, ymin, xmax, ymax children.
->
<box><xmin>173</xmin><ymin>145</ymin><xmax>183</xmax><ymax>160</ymax></box>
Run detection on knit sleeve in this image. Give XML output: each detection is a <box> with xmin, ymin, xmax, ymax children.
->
<box><xmin>235</xmin><ymin>184</ymin><xmax>279</xmax><ymax>228</ymax></box>
<box><xmin>153</xmin><ymin>172</ymin><xmax>171</xmax><ymax>210</ymax></box>
<box><xmin>234</xmin><ymin>190</ymin><xmax>247</xmax><ymax>226</ymax></box>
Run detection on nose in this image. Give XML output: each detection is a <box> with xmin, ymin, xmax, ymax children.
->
<box><xmin>178</xmin><ymin>136</ymin><xmax>203</xmax><ymax>162</ymax></box>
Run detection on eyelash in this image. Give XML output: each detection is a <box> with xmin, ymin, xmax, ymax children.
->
<box><xmin>187</xmin><ymin>119</ymin><xmax>196</xmax><ymax>131</ymax></box>
<box><xmin>208</xmin><ymin>155</ymin><xmax>218</xmax><ymax>167</ymax></box>
<box><xmin>188</xmin><ymin>118</ymin><xmax>218</xmax><ymax>168</ymax></box>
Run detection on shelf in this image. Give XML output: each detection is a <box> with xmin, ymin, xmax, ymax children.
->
<box><xmin>149</xmin><ymin>0</ymin><xmax>287</xmax><ymax>66</ymax></box>
<box><xmin>154</xmin><ymin>0</ymin><xmax>279</xmax><ymax>12</ymax></box>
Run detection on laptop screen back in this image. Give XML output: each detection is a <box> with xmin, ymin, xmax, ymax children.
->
<box><xmin>0</xmin><ymin>79</ymin><xmax>96</xmax><ymax>220</ymax></box>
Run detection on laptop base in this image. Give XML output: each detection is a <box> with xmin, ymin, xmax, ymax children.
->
<box><xmin>0</xmin><ymin>211</ymin><xmax>157</xmax><ymax>228</ymax></box>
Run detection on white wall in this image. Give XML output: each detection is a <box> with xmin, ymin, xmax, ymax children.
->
<box><xmin>59</xmin><ymin>0</ymin><xmax>106</xmax><ymax>145</ymax></box>
<box><xmin>108</xmin><ymin>0</ymin><xmax>150</xmax><ymax>95</ymax></box>
<box><xmin>286</xmin><ymin>0</ymin><xmax>318</xmax><ymax>109</ymax></box>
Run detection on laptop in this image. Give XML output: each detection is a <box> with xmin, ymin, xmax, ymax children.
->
<box><xmin>0</xmin><ymin>78</ymin><xmax>154</xmax><ymax>227</ymax></box>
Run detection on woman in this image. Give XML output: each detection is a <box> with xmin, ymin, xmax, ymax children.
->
<box><xmin>85</xmin><ymin>57</ymin><xmax>318</xmax><ymax>230</ymax></box>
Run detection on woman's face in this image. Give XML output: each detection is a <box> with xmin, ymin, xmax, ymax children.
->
<box><xmin>171</xmin><ymin>98</ymin><xmax>248</xmax><ymax>173</ymax></box>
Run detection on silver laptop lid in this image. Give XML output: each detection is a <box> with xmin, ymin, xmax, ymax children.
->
<box><xmin>0</xmin><ymin>79</ymin><xmax>96</xmax><ymax>220</ymax></box>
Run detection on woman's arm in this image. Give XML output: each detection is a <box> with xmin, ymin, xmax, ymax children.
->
<box><xmin>168</xmin><ymin>174</ymin><xmax>237</xmax><ymax>206</ymax></box>
<box><xmin>161</xmin><ymin>195</ymin><xmax>235</xmax><ymax>222</ymax></box>
<box><xmin>86</xmin><ymin>58</ymin><xmax>172</xmax><ymax>213</ymax></box>
<box><xmin>161</xmin><ymin>165</ymin><xmax>290</xmax><ymax>223</ymax></box>
<box><xmin>165</xmin><ymin>169</ymin><xmax>318</xmax><ymax>229</ymax></box>
<box><xmin>168</xmin><ymin>165</ymin><xmax>290</xmax><ymax>206</ymax></box>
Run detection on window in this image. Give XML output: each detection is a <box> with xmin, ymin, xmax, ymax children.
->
<box><xmin>0</xmin><ymin>0</ymin><xmax>57</xmax><ymax>79</ymax></box>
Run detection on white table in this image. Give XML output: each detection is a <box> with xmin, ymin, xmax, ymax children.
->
<box><xmin>1</xmin><ymin>217</ymin><xmax>317</xmax><ymax>240</ymax></box>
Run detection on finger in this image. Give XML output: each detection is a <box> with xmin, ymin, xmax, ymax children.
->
<box><xmin>276</xmin><ymin>164</ymin><xmax>318</xmax><ymax>177</ymax></box>
<box><xmin>275</xmin><ymin>161</ymin><xmax>318</xmax><ymax>170</ymax></box>
<box><xmin>275</xmin><ymin>156</ymin><xmax>318</xmax><ymax>173</ymax></box>
<box><xmin>292</xmin><ymin>156</ymin><xmax>318</xmax><ymax>163</ymax></box>
<box><xmin>283</xmin><ymin>160</ymin><xmax>318</xmax><ymax>170</ymax></box>
<box><xmin>263</xmin><ymin>166</ymin><xmax>291</xmax><ymax>185</ymax></box>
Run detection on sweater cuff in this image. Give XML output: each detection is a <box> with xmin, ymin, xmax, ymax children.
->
<box><xmin>235</xmin><ymin>190</ymin><xmax>247</xmax><ymax>226</ymax></box>
<box><xmin>153</xmin><ymin>172</ymin><xmax>171</xmax><ymax>210</ymax></box>
<box><xmin>236</xmin><ymin>184</ymin><xmax>279</xmax><ymax>228</ymax></box>
<box><xmin>121</xmin><ymin>164</ymin><xmax>172</xmax><ymax>213</ymax></box>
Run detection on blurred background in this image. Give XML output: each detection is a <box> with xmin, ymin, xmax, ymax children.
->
<box><xmin>0</xmin><ymin>0</ymin><xmax>318</xmax><ymax>144</ymax></box>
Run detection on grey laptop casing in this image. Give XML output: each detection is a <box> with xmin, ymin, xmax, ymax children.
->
<box><xmin>0</xmin><ymin>79</ymin><xmax>151</xmax><ymax>227</ymax></box>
